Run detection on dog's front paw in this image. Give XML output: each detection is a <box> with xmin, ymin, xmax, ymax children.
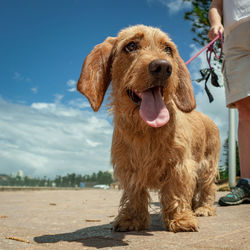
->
<box><xmin>113</xmin><ymin>214</ymin><xmax>149</xmax><ymax>232</ymax></box>
<box><xmin>167</xmin><ymin>211</ymin><xmax>199</xmax><ymax>232</ymax></box>
<box><xmin>195</xmin><ymin>206</ymin><xmax>216</xmax><ymax>217</ymax></box>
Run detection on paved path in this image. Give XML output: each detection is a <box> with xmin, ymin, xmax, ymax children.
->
<box><xmin>0</xmin><ymin>189</ymin><xmax>249</xmax><ymax>249</ymax></box>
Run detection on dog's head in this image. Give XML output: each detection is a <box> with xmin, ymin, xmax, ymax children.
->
<box><xmin>77</xmin><ymin>25</ymin><xmax>196</xmax><ymax>128</ymax></box>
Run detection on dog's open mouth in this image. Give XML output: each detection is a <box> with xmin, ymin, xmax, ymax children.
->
<box><xmin>127</xmin><ymin>86</ymin><xmax>170</xmax><ymax>128</ymax></box>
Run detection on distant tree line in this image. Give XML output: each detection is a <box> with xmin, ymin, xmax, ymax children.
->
<box><xmin>0</xmin><ymin>171</ymin><xmax>113</xmax><ymax>187</ymax></box>
<box><xmin>219</xmin><ymin>138</ymin><xmax>240</xmax><ymax>180</ymax></box>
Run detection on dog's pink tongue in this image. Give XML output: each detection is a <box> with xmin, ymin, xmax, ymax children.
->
<box><xmin>139</xmin><ymin>87</ymin><xmax>169</xmax><ymax>128</ymax></box>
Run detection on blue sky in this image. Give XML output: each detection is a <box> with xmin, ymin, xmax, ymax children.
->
<box><xmin>0</xmin><ymin>0</ymin><xmax>228</xmax><ymax>178</ymax></box>
<box><xmin>1</xmin><ymin>0</ymin><xmax>194</xmax><ymax>105</ymax></box>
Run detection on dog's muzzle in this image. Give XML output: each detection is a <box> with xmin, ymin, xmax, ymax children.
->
<box><xmin>126</xmin><ymin>59</ymin><xmax>172</xmax><ymax>128</ymax></box>
<box><xmin>126</xmin><ymin>59</ymin><xmax>172</xmax><ymax>106</ymax></box>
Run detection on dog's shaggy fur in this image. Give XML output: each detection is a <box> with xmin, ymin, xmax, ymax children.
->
<box><xmin>77</xmin><ymin>25</ymin><xmax>221</xmax><ymax>232</ymax></box>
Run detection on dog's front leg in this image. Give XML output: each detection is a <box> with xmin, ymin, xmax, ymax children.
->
<box><xmin>113</xmin><ymin>187</ymin><xmax>150</xmax><ymax>232</ymax></box>
<box><xmin>160</xmin><ymin>175</ymin><xmax>199</xmax><ymax>232</ymax></box>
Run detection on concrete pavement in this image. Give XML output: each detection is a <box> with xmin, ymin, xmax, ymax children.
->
<box><xmin>0</xmin><ymin>189</ymin><xmax>249</xmax><ymax>249</ymax></box>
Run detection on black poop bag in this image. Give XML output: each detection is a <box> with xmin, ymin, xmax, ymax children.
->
<box><xmin>196</xmin><ymin>68</ymin><xmax>221</xmax><ymax>103</ymax></box>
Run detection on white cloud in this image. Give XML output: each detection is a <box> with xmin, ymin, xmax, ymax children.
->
<box><xmin>147</xmin><ymin>0</ymin><xmax>191</xmax><ymax>14</ymax></box>
<box><xmin>13</xmin><ymin>72</ymin><xmax>32</xmax><ymax>82</ymax></box>
<box><xmin>0</xmin><ymin>97</ymin><xmax>113</xmax><ymax>178</ymax></box>
<box><xmin>68</xmin><ymin>98</ymin><xmax>91</xmax><ymax>109</ymax></box>
<box><xmin>67</xmin><ymin>79</ymin><xmax>77</xmax><ymax>92</ymax></box>
<box><xmin>31</xmin><ymin>87</ymin><xmax>38</xmax><ymax>94</ymax></box>
<box><xmin>13</xmin><ymin>72</ymin><xmax>23</xmax><ymax>81</ymax></box>
<box><xmin>54</xmin><ymin>94</ymin><xmax>64</xmax><ymax>103</ymax></box>
<box><xmin>86</xmin><ymin>139</ymin><xmax>101</xmax><ymax>147</ymax></box>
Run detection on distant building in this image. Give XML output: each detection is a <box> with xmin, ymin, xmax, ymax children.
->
<box><xmin>93</xmin><ymin>184</ymin><xmax>109</xmax><ymax>189</ymax></box>
<box><xmin>108</xmin><ymin>169</ymin><xmax>114</xmax><ymax>177</ymax></box>
<box><xmin>0</xmin><ymin>174</ymin><xmax>8</xmax><ymax>181</ymax></box>
<box><xmin>17</xmin><ymin>170</ymin><xmax>24</xmax><ymax>178</ymax></box>
<box><xmin>110</xmin><ymin>182</ymin><xmax>120</xmax><ymax>190</ymax></box>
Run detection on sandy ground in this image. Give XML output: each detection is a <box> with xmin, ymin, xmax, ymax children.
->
<box><xmin>0</xmin><ymin>189</ymin><xmax>250</xmax><ymax>249</ymax></box>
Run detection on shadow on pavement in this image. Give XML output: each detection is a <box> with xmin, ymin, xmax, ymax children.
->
<box><xmin>34</xmin><ymin>215</ymin><xmax>163</xmax><ymax>248</ymax></box>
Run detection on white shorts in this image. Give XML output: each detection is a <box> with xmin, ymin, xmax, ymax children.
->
<box><xmin>223</xmin><ymin>20</ymin><xmax>250</xmax><ymax>108</ymax></box>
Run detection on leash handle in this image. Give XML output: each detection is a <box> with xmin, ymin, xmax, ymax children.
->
<box><xmin>206</xmin><ymin>31</ymin><xmax>223</xmax><ymax>69</ymax></box>
<box><xmin>185</xmin><ymin>32</ymin><xmax>223</xmax><ymax>66</ymax></box>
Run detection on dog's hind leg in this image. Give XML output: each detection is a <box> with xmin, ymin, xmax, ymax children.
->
<box><xmin>113</xmin><ymin>187</ymin><xmax>150</xmax><ymax>232</ymax></box>
<box><xmin>194</xmin><ymin>116</ymin><xmax>220</xmax><ymax>217</ymax></box>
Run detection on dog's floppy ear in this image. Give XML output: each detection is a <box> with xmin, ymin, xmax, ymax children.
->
<box><xmin>173</xmin><ymin>53</ymin><xmax>196</xmax><ymax>112</ymax></box>
<box><xmin>77</xmin><ymin>37</ymin><xmax>116</xmax><ymax>112</ymax></box>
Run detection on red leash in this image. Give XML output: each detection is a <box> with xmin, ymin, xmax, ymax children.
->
<box><xmin>185</xmin><ymin>32</ymin><xmax>223</xmax><ymax>66</ymax></box>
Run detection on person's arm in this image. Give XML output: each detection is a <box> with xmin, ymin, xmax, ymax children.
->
<box><xmin>208</xmin><ymin>0</ymin><xmax>224</xmax><ymax>40</ymax></box>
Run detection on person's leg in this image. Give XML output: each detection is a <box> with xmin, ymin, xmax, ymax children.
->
<box><xmin>219</xmin><ymin>20</ymin><xmax>250</xmax><ymax>206</ymax></box>
<box><xmin>235</xmin><ymin>96</ymin><xmax>250</xmax><ymax>179</ymax></box>
<box><xmin>219</xmin><ymin>97</ymin><xmax>250</xmax><ymax>206</ymax></box>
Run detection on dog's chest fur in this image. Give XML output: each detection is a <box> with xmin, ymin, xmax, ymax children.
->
<box><xmin>111</xmin><ymin>109</ymin><xmax>195</xmax><ymax>189</ymax></box>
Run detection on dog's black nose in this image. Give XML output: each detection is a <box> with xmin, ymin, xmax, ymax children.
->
<box><xmin>148</xmin><ymin>59</ymin><xmax>172</xmax><ymax>80</ymax></box>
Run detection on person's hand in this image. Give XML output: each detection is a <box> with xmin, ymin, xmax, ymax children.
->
<box><xmin>208</xmin><ymin>24</ymin><xmax>224</xmax><ymax>40</ymax></box>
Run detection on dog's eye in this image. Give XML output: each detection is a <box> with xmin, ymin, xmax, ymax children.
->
<box><xmin>124</xmin><ymin>42</ymin><xmax>138</xmax><ymax>53</ymax></box>
<box><xmin>164</xmin><ymin>46</ymin><xmax>172</xmax><ymax>55</ymax></box>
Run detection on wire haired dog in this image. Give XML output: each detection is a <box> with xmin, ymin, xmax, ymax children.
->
<box><xmin>77</xmin><ymin>25</ymin><xmax>221</xmax><ymax>232</ymax></box>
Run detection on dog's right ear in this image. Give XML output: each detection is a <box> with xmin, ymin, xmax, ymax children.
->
<box><xmin>77</xmin><ymin>37</ymin><xmax>116</xmax><ymax>112</ymax></box>
<box><xmin>173</xmin><ymin>52</ymin><xmax>196</xmax><ymax>113</ymax></box>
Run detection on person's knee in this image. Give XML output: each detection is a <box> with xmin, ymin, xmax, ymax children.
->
<box><xmin>236</xmin><ymin>97</ymin><xmax>250</xmax><ymax>121</ymax></box>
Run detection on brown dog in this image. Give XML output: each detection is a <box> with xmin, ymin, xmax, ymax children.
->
<box><xmin>77</xmin><ymin>25</ymin><xmax>220</xmax><ymax>232</ymax></box>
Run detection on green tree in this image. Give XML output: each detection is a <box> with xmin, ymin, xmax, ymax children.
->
<box><xmin>183</xmin><ymin>0</ymin><xmax>211</xmax><ymax>46</ymax></box>
<box><xmin>222</xmin><ymin>138</ymin><xmax>240</xmax><ymax>178</ymax></box>
<box><xmin>183</xmin><ymin>0</ymin><xmax>223</xmax><ymax>66</ymax></box>
<box><xmin>91</xmin><ymin>172</ymin><xmax>97</xmax><ymax>182</ymax></box>
<box><xmin>96</xmin><ymin>171</ymin><xmax>113</xmax><ymax>185</ymax></box>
